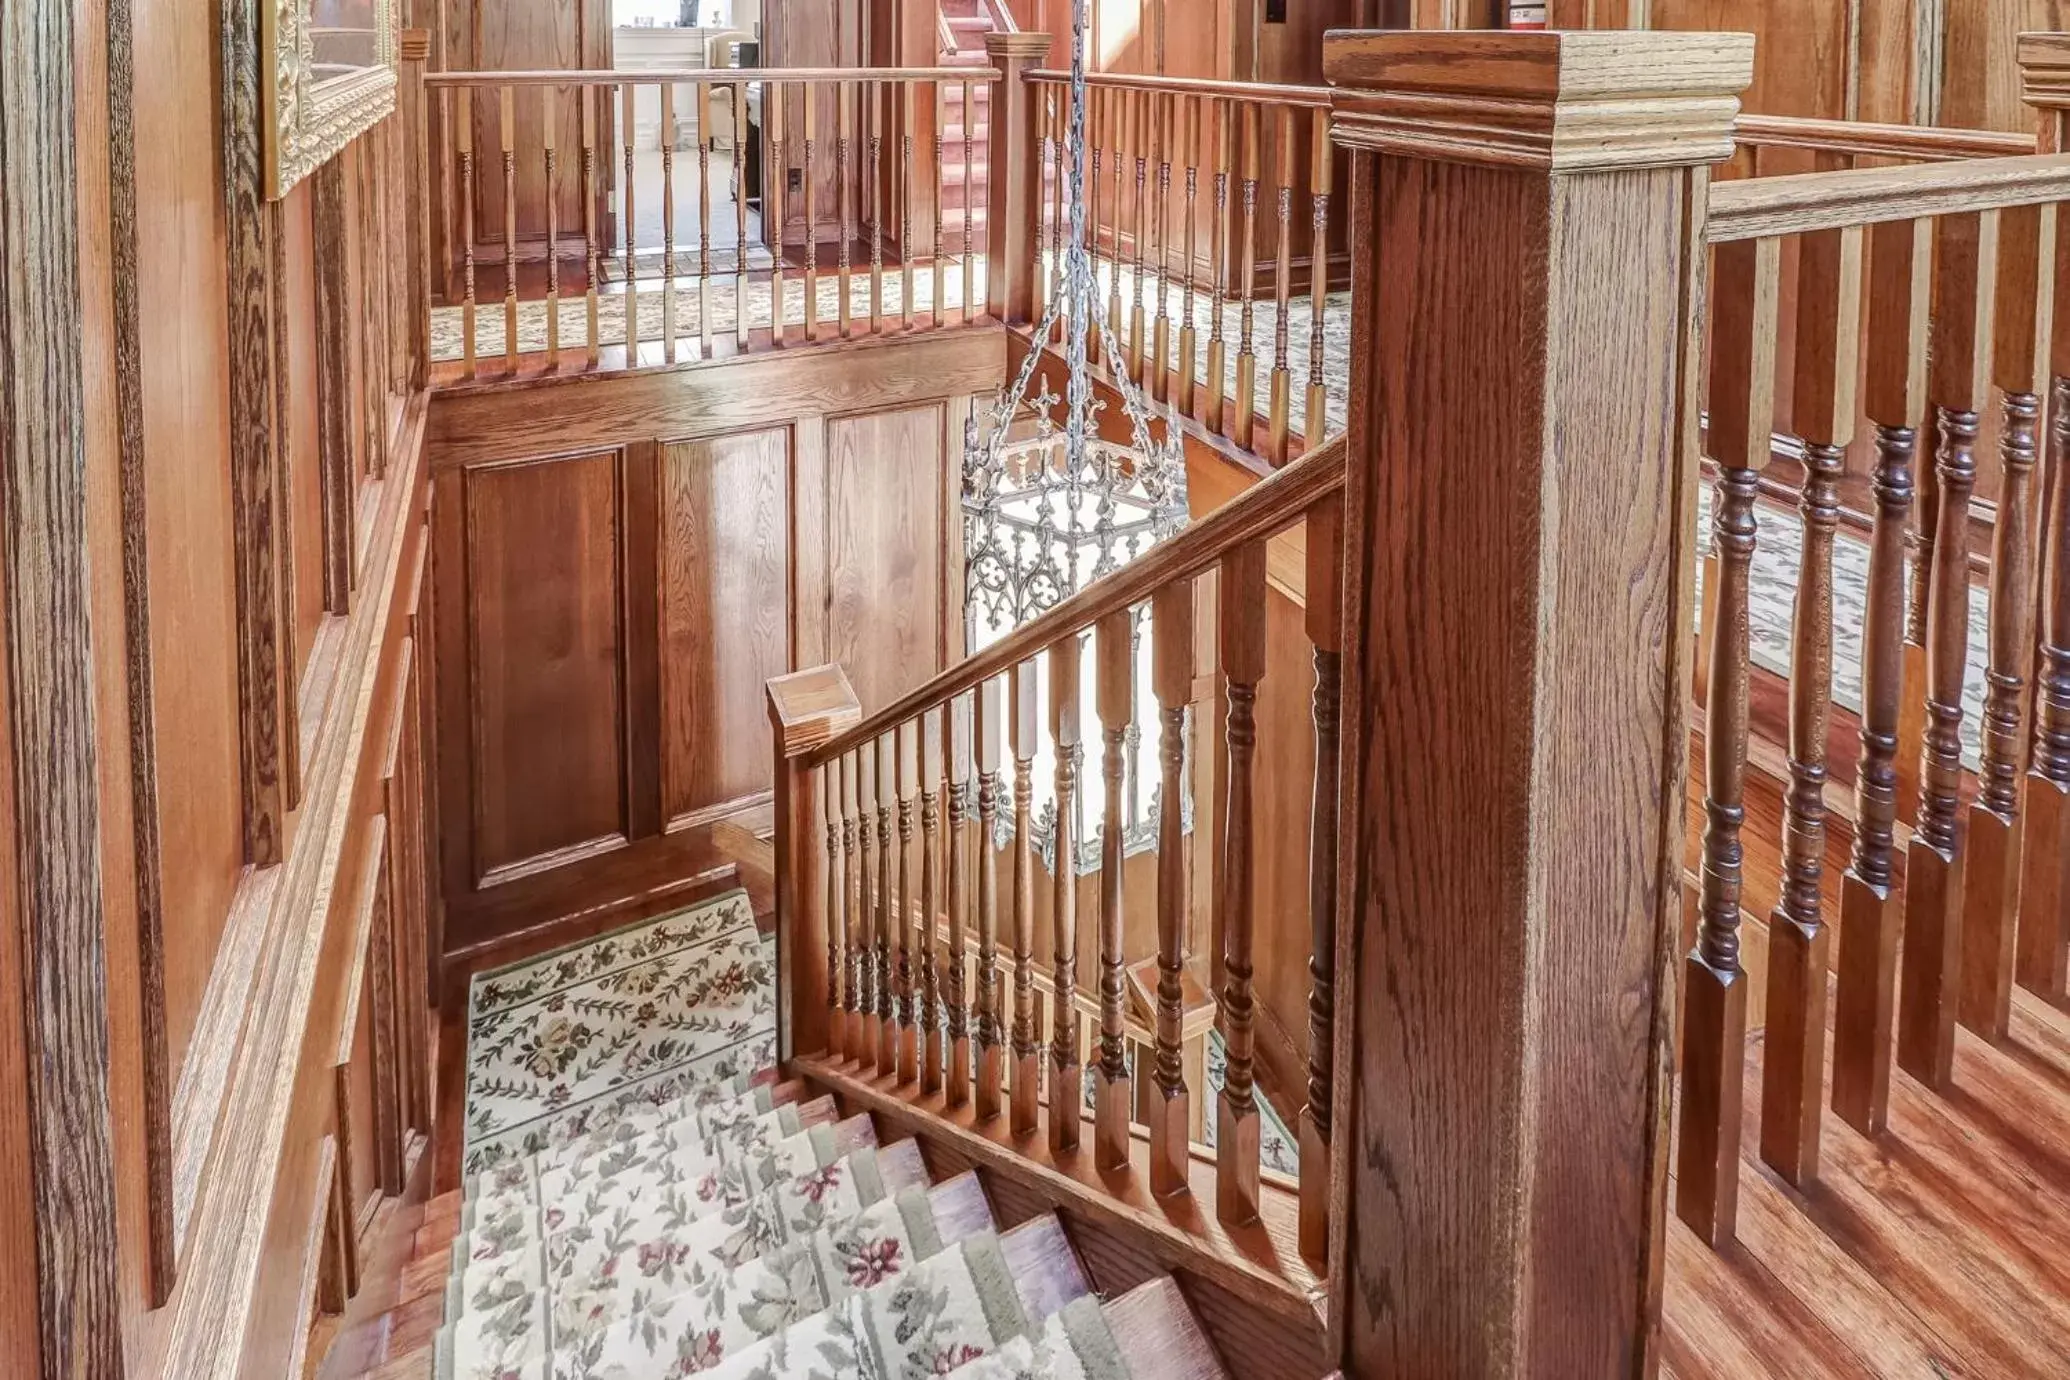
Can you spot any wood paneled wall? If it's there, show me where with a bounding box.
[1,0,441,1366]
[427,331,1002,961]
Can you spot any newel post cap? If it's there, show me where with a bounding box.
[400,27,431,61]
[985,30,1053,63]
[2018,32,2070,108]
[1323,29,1754,173]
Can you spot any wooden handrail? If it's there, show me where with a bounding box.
[808,430,1347,768]
[1707,152,2070,242]
[1025,67,1335,108]
[1734,113,2034,162]
[424,66,998,88]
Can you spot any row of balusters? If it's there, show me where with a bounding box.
[1030,78,1336,466]
[1680,202,2070,1247]
[811,529,1342,1247]
[431,74,991,377]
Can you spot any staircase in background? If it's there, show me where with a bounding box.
[939,0,1000,248]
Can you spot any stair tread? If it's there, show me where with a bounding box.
[1101,1277,1235,1380]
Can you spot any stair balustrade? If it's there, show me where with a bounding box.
[1673,37,2070,1249]
[420,66,1000,376]
[769,432,1347,1266]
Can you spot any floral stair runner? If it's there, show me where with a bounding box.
[448,894,1233,1380]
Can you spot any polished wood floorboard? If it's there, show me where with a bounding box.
[1663,986,2070,1378]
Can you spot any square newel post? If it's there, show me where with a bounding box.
[768,666,863,1062]
[987,32,1053,326]
[1324,30,1752,1377]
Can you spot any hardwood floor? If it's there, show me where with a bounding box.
[1663,986,2070,1378]
[315,1191,457,1380]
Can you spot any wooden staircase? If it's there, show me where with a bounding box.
[939,0,997,245]
[323,1065,1245,1380]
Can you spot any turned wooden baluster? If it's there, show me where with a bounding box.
[932,82,947,328]
[734,81,750,349]
[838,83,854,339]
[868,82,885,334]
[853,738,878,1065]
[826,754,850,1055]
[1130,91,1150,381]
[1151,94,1174,401]
[495,87,517,371]
[1010,661,1042,1136]
[543,90,561,364]
[1178,95,1200,418]
[1109,85,1126,351]
[1050,632,1084,1152]
[2025,376,2070,1001]
[623,82,641,363]
[1094,609,1135,1171]
[582,96,600,365]
[1205,99,1229,433]
[1233,103,1260,452]
[1048,89,1066,308]
[1833,217,1929,1137]
[876,733,898,1076]
[903,81,917,332]
[1305,108,1331,449]
[1088,86,1105,369]
[921,711,946,1093]
[841,748,865,1059]
[1761,223,1860,1188]
[975,677,1006,1119]
[661,83,680,361]
[1679,234,1780,1247]
[805,83,820,341]
[962,79,977,321]
[1218,541,1267,1224]
[1147,582,1193,1198]
[2015,51,2070,1006]
[1900,210,1998,1091]
[946,694,975,1106]
[457,92,477,377]
[1267,106,1294,466]
[1959,203,2053,1043]
[1300,496,1343,1256]
[896,721,919,1083]
[769,86,787,348]
[697,81,715,358]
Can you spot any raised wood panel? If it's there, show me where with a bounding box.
[137,0,247,1099]
[282,184,330,674]
[659,428,792,829]
[463,448,631,886]
[826,404,947,715]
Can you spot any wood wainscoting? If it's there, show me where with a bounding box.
[427,327,1007,967]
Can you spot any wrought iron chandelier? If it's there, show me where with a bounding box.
[961,0,1190,637]
[961,0,1193,874]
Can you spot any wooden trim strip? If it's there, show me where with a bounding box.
[1707,154,2070,244]
[809,432,1348,768]
[105,0,175,1304]
[0,0,126,1362]
[314,160,357,614]
[1734,114,2032,162]
[225,0,287,865]
[1026,68,1336,108]
[425,66,997,88]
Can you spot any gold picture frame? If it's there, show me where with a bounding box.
[262,0,400,197]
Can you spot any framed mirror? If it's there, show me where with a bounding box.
[263,0,400,196]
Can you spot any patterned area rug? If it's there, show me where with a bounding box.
[463,890,776,1176]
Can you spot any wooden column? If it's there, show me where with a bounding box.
[1325,29,1752,1375]
[987,33,1053,326]
[1,0,126,1365]
[768,667,863,1060]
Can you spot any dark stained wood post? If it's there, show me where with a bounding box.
[1,0,127,1364]
[1325,29,1753,1376]
[986,32,1054,326]
[768,666,863,1061]
[2018,35,2070,1006]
